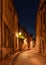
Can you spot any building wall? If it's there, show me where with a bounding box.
[0,0,18,59]
[36,0,46,54]
[18,26,33,51]
[0,0,1,60]
[36,11,42,53]
[14,13,18,52]
[0,0,1,48]
[23,31,28,50]
[18,26,28,50]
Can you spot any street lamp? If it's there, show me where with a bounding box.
[19,32,22,35]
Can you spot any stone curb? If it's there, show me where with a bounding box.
[10,51,27,65]
[10,50,29,65]
[9,52,21,65]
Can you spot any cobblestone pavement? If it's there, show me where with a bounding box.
[12,50,46,65]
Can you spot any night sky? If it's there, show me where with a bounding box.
[14,0,39,38]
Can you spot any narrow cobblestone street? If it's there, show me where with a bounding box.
[0,0,46,65]
[12,50,46,65]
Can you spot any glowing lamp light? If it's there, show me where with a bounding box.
[24,38,27,45]
[16,33,18,37]
[24,38,27,41]
[16,32,22,38]
[24,38,27,42]
[19,32,22,35]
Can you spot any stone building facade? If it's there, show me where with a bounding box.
[36,0,46,55]
[18,25,33,51]
[0,0,18,60]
